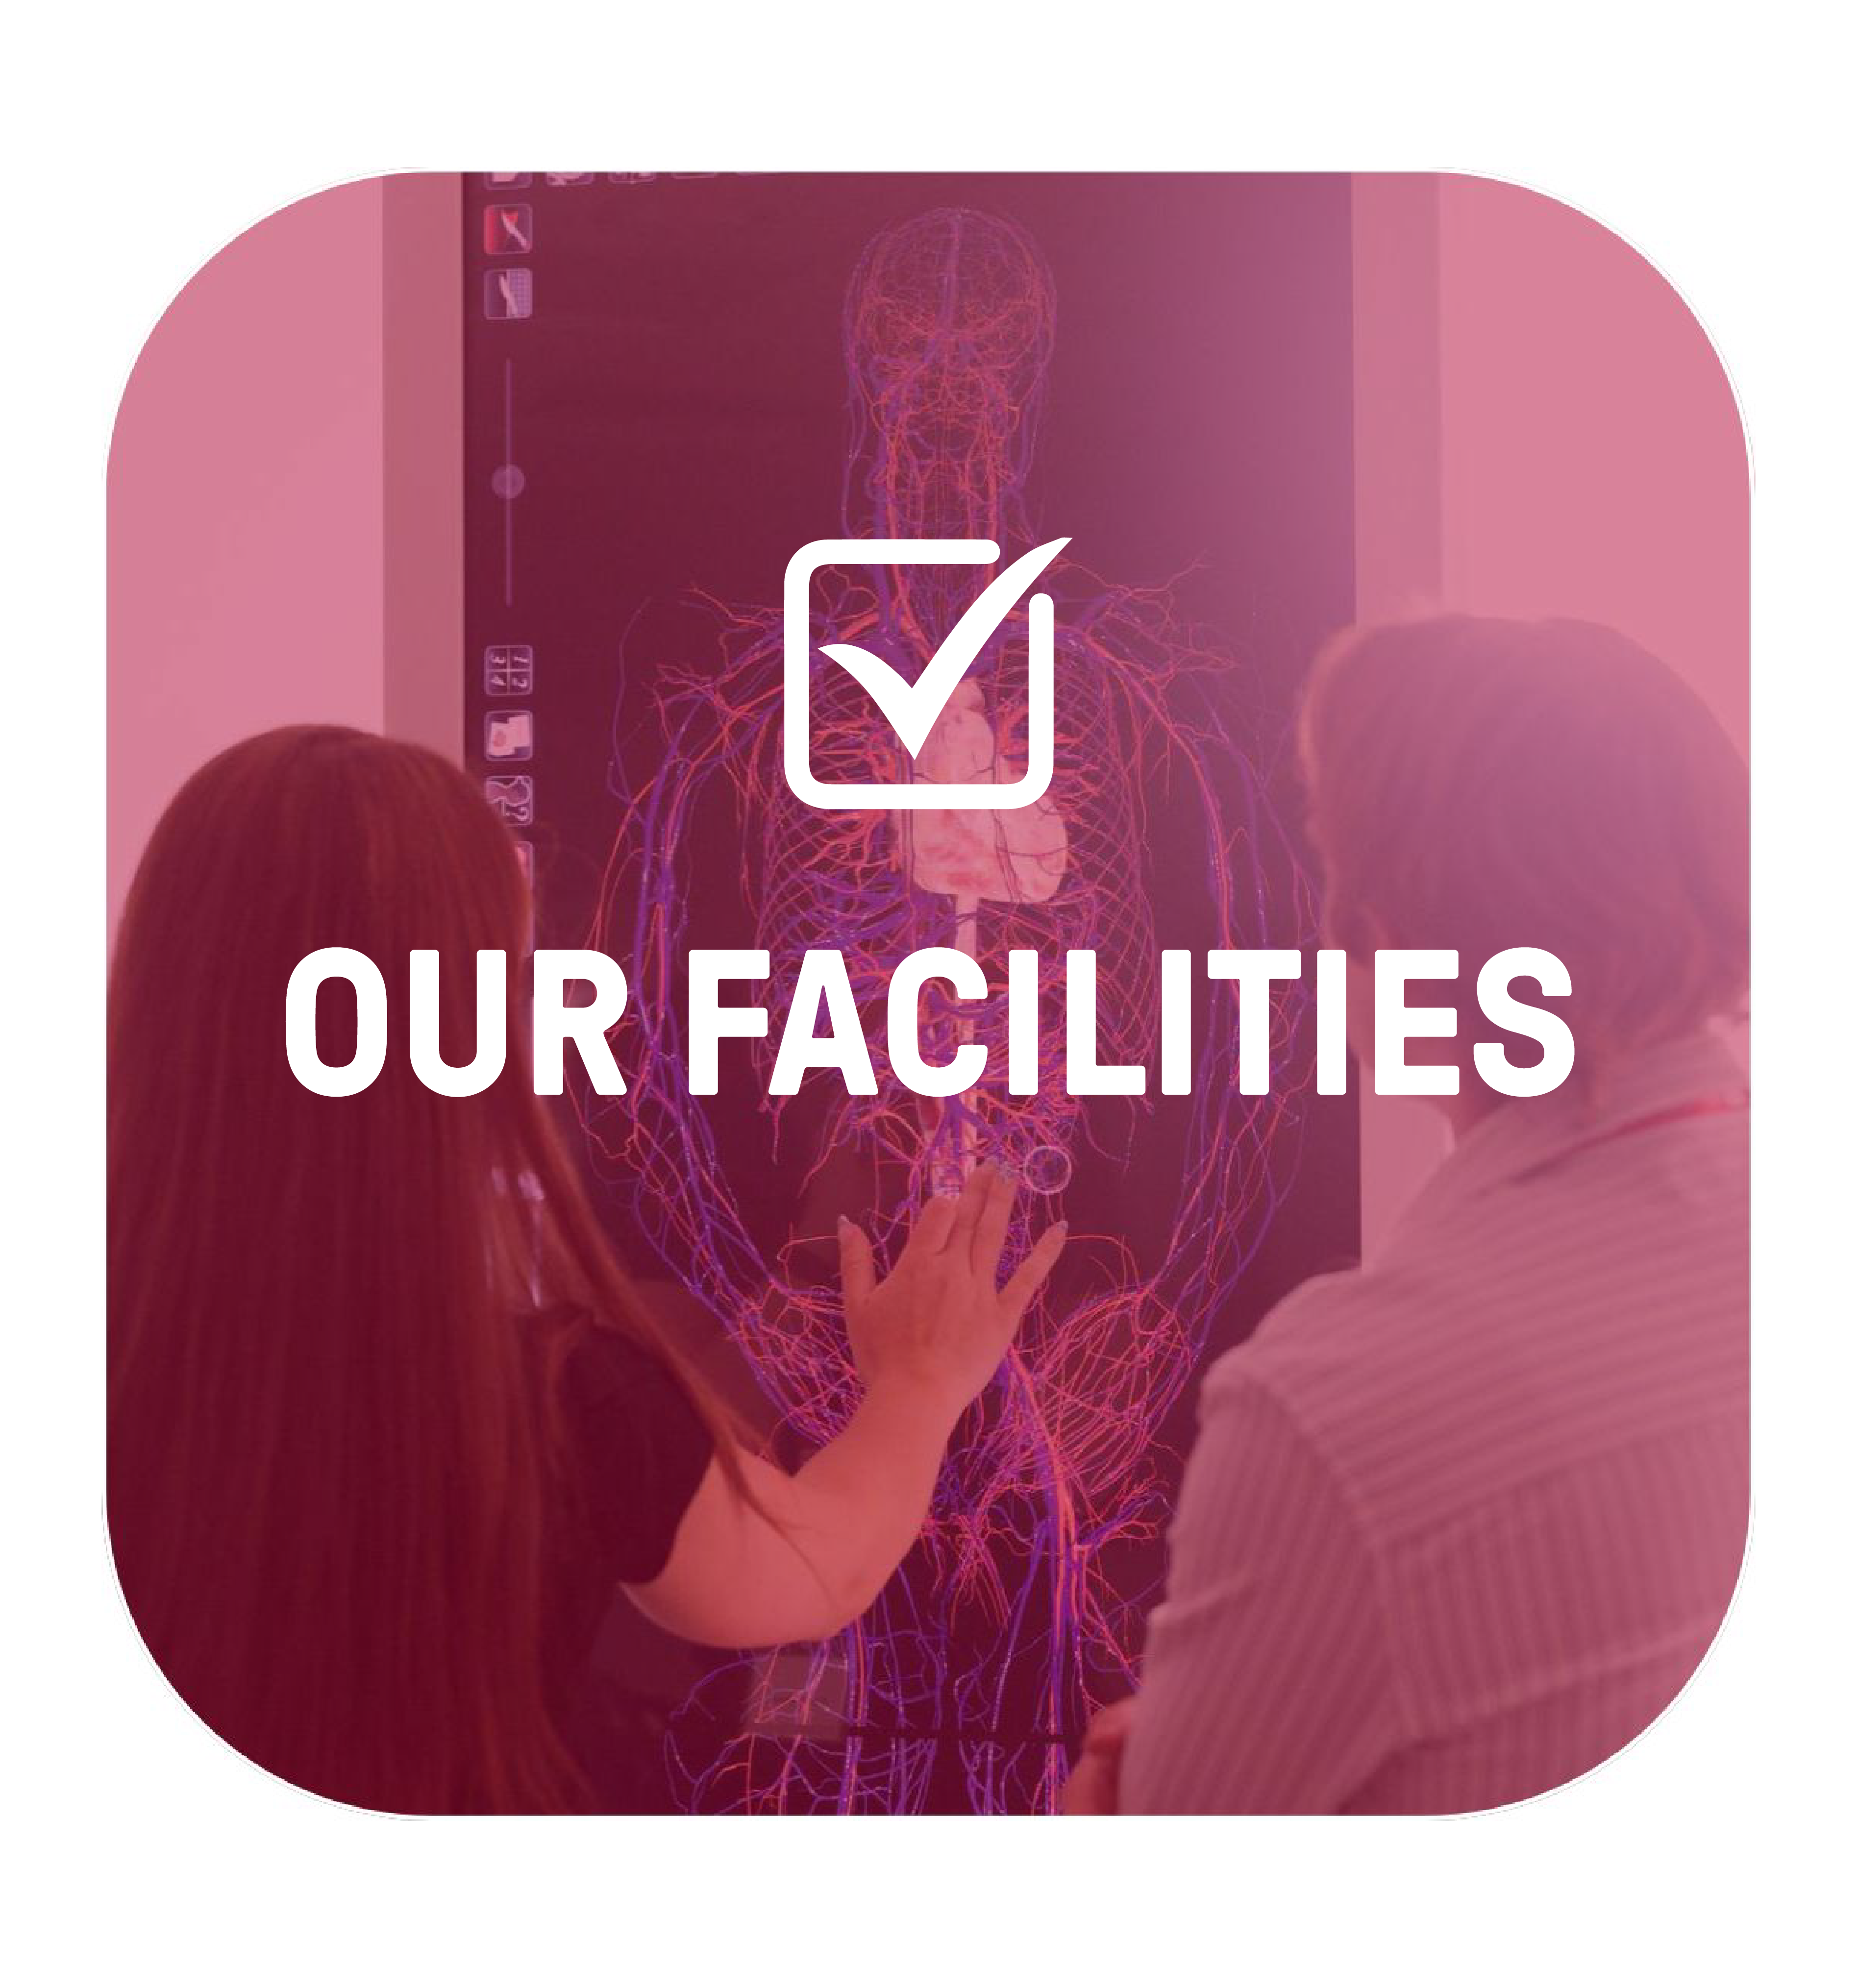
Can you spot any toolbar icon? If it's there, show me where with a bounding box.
[485,711,535,762]
[484,204,533,254]
[484,269,533,320]
[484,644,535,695]
[484,775,534,827]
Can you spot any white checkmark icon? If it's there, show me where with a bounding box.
[816,537,1070,759]
[783,536,1068,810]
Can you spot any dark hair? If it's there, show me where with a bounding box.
[108,726,737,1813]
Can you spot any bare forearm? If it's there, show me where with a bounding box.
[627,1170,1063,1651]
[784,1376,961,1620]
[625,1380,961,1648]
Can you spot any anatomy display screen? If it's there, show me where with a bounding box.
[462,172,1361,1813]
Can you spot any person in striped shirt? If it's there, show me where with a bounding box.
[1065,615,1750,1815]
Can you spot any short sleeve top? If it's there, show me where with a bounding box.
[532,1311,716,1709]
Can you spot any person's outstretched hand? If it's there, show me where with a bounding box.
[838,1164,1066,1423]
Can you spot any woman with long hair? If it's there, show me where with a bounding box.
[108,725,1065,1813]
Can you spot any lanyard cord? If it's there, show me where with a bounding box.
[1511,1092,1749,1184]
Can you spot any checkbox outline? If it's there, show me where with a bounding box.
[782,538,1056,812]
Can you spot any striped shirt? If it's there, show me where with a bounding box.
[1120,1029,1750,1814]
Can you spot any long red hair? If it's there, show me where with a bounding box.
[108,726,725,1813]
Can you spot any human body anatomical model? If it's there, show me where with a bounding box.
[585,208,1316,1811]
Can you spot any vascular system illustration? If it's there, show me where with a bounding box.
[581,208,1321,1813]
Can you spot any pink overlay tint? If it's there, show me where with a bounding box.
[108,172,1750,1223]
[108,180,385,931]
[1352,175,1748,1245]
